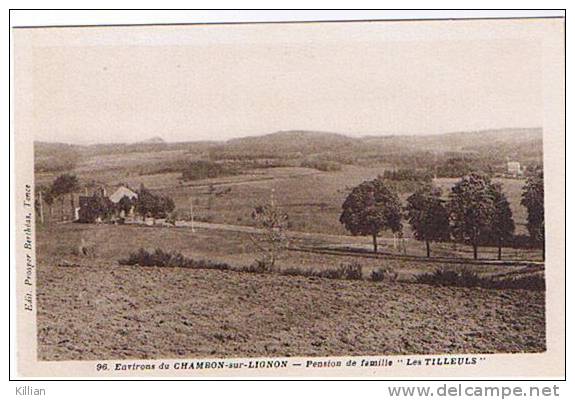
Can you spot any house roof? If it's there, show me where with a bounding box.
[109,186,138,203]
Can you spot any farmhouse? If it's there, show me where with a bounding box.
[109,185,138,204]
[507,161,522,177]
[109,185,138,218]
[78,184,138,222]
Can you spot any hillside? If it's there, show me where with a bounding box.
[211,130,363,159]
[361,127,542,153]
[138,136,165,144]
[35,127,543,173]
[207,127,541,165]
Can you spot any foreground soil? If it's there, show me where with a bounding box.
[37,263,545,361]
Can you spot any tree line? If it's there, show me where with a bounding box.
[340,171,545,260]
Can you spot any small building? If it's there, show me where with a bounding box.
[109,185,138,218]
[507,161,522,176]
[78,184,139,222]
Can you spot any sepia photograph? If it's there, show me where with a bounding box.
[11,12,565,378]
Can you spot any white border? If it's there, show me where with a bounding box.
[5,7,570,400]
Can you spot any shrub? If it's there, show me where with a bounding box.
[118,248,229,270]
[316,268,345,279]
[279,264,363,280]
[78,193,115,223]
[337,262,363,280]
[181,161,238,181]
[286,266,349,280]
[194,215,214,223]
[489,274,545,290]
[300,159,342,172]
[237,261,270,274]
[281,266,316,277]
[370,267,397,282]
[415,267,481,287]
[72,242,96,257]
[119,248,153,266]
[380,169,433,182]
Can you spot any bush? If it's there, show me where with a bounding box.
[72,242,96,257]
[120,249,369,282]
[316,268,345,279]
[78,194,115,223]
[279,264,363,280]
[369,267,398,282]
[300,159,342,172]
[194,215,214,223]
[237,261,271,274]
[181,161,238,181]
[380,169,433,182]
[337,262,363,280]
[118,248,230,270]
[415,267,544,291]
[415,267,482,287]
[488,274,545,290]
[281,266,316,277]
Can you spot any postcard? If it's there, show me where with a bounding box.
[12,16,565,378]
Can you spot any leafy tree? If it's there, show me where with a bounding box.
[153,195,175,219]
[50,174,80,221]
[405,185,450,257]
[340,179,403,253]
[134,185,175,221]
[134,186,156,219]
[487,183,515,260]
[521,170,545,258]
[181,161,237,181]
[250,191,290,271]
[117,195,135,217]
[78,193,114,223]
[448,173,495,260]
[381,169,433,183]
[51,173,80,196]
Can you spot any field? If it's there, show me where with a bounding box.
[36,223,545,361]
[37,149,532,238]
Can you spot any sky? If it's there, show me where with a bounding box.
[24,21,543,144]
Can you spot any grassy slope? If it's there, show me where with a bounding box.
[36,223,538,280]
[36,164,531,240]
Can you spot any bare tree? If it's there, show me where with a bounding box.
[250,190,290,271]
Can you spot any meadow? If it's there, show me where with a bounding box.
[37,147,531,238]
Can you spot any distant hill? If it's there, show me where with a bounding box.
[34,142,83,173]
[35,127,543,172]
[361,128,542,152]
[139,136,165,144]
[216,130,362,159]
[209,127,542,162]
